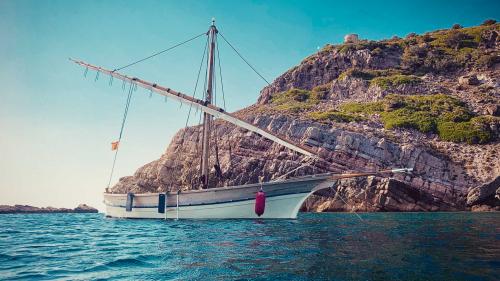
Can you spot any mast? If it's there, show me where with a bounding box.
[201,19,217,189]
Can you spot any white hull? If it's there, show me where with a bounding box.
[105,192,313,219]
[104,174,335,219]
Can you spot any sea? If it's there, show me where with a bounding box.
[0,212,498,281]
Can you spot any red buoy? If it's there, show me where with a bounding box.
[255,189,266,217]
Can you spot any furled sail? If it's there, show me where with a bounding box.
[70,59,316,157]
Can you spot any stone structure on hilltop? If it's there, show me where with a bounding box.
[344,34,359,44]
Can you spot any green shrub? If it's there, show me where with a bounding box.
[336,94,496,144]
[371,47,383,56]
[308,110,365,123]
[370,74,421,89]
[321,44,335,51]
[443,30,475,50]
[381,109,436,132]
[338,40,392,54]
[275,103,314,113]
[439,108,473,122]
[339,68,377,80]
[271,88,319,112]
[401,45,427,72]
[338,44,356,54]
[311,84,331,99]
[455,47,475,65]
[272,89,312,103]
[461,25,492,44]
[382,94,467,114]
[437,120,492,144]
[475,52,500,68]
[340,101,385,114]
[338,68,402,81]
[423,49,460,72]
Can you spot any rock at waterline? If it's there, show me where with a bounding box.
[0,204,99,214]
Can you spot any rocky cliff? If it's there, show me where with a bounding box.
[111,21,500,212]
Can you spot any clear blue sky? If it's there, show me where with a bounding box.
[0,0,497,211]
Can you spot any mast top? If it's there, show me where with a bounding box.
[211,18,215,26]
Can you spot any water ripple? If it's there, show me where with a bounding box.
[0,212,499,280]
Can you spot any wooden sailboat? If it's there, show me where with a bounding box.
[71,21,411,219]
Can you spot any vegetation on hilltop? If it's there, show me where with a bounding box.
[337,68,402,81]
[400,23,500,73]
[270,87,327,112]
[337,68,422,89]
[308,110,364,123]
[370,75,422,89]
[315,21,499,74]
[270,20,499,145]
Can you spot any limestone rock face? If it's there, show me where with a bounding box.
[110,24,500,212]
[110,109,499,211]
[257,47,402,104]
[302,177,459,212]
[326,75,445,105]
[467,176,500,210]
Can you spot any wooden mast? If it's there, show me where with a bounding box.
[201,19,217,189]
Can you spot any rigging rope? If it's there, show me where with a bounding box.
[218,32,271,86]
[112,32,206,72]
[215,36,227,111]
[271,157,317,182]
[213,56,217,108]
[180,35,209,146]
[215,35,233,170]
[336,189,364,221]
[195,108,203,159]
[198,41,210,185]
[212,52,222,179]
[107,81,134,188]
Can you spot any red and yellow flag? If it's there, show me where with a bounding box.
[111,141,119,151]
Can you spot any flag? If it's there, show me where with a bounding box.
[111,141,119,151]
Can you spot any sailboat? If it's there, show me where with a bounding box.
[71,20,411,219]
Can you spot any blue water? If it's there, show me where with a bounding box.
[0,213,499,281]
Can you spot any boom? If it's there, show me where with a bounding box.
[70,58,316,157]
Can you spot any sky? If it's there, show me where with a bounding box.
[0,0,498,211]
